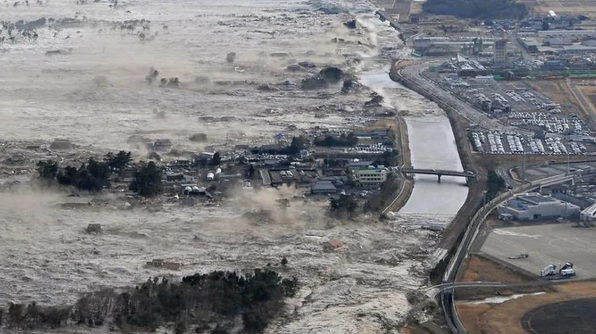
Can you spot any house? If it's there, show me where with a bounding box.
[153,139,173,152]
[311,181,337,194]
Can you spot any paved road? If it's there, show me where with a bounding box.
[399,63,526,133]
[482,223,596,279]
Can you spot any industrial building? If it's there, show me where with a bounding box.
[498,192,580,221]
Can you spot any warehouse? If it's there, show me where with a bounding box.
[498,192,580,221]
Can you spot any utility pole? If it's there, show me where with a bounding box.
[567,152,570,175]
[522,152,526,183]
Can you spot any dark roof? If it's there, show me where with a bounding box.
[311,181,337,192]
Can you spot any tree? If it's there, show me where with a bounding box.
[487,170,505,200]
[106,151,132,173]
[57,166,79,186]
[329,194,359,218]
[129,162,163,197]
[246,164,256,179]
[36,160,58,180]
[8,303,24,329]
[211,152,221,166]
[289,135,309,155]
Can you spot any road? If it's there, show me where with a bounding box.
[399,63,525,133]
[439,173,576,334]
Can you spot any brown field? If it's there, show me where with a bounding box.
[459,255,532,284]
[457,281,596,334]
[579,85,596,114]
[401,326,433,334]
[527,80,580,111]
[531,0,596,16]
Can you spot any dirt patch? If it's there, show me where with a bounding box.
[527,81,583,118]
[459,255,531,284]
[457,303,493,334]
[401,326,434,334]
[457,281,596,334]
[579,85,596,114]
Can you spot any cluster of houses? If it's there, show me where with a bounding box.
[141,129,397,197]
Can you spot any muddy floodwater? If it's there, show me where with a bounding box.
[359,72,468,218]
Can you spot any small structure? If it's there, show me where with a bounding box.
[324,239,342,252]
[86,224,102,234]
[580,202,596,222]
[49,138,73,150]
[146,259,182,271]
[152,139,173,152]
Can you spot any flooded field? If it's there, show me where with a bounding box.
[0,0,448,332]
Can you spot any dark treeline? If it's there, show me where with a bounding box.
[35,151,163,197]
[314,133,358,147]
[423,0,528,19]
[0,269,298,334]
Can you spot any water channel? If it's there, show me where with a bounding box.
[359,72,468,217]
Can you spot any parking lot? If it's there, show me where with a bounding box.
[481,223,596,279]
[470,131,595,155]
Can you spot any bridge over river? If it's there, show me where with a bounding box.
[400,168,477,183]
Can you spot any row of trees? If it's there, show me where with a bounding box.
[35,151,163,197]
[0,269,297,334]
[314,133,358,147]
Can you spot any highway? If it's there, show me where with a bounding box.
[438,172,577,334]
[398,63,525,133]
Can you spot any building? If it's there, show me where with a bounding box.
[518,37,539,53]
[580,202,596,221]
[498,192,580,221]
[469,75,495,86]
[560,45,596,55]
[152,139,173,152]
[493,39,507,63]
[354,167,388,189]
[311,181,337,194]
[537,30,596,38]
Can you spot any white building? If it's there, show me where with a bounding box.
[580,202,596,221]
[354,167,388,189]
[498,192,580,221]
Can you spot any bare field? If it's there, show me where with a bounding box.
[527,81,581,113]
[532,0,596,15]
[579,85,596,115]
[459,255,532,284]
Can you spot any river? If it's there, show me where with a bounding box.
[359,72,468,220]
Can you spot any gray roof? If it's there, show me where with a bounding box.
[311,181,337,192]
